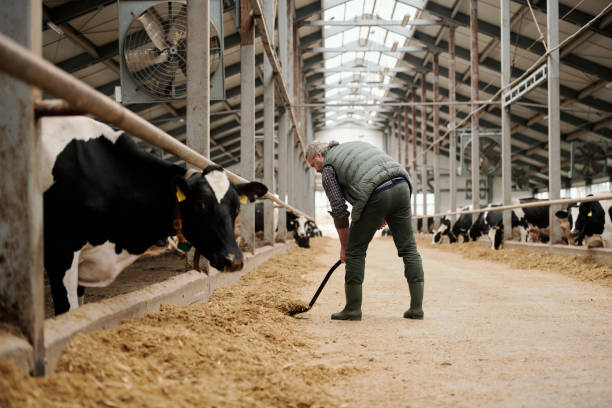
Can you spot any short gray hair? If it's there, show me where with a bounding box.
[305,140,339,159]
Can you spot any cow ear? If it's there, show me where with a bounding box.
[555,210,568,219]
[235,182,268,203]
[174,177,190,201]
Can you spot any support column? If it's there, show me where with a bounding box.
[433,54,441,222]
[397,112,402,164]
[0,0,44,376]
[421,73,428,218]
[277,0,288,241]
[263,0,275,245]
[286,0,295,211]
[404,107,409,171]
[411,90,418,214]
[547,0,561,244]
[186,0,210,158]
[448,26,457,222]
[470,0,480,210]
[240,0,255,252]
[501,0,513,240]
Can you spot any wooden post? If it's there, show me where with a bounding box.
[0,0,45,376]
[433,53,441,224]
[240,0,256,252]
[421,73,428,218]
[470,0,480,210]
[263,0,275,245]
[277,0,288,241]
[547,0,561,244]
[448,26,457,222]
[501,1,513,239]
[186,0,210,159]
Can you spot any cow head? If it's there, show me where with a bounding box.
[555,203,581,245]
[468,213,486,241]
[433,217,454,244]
[176,166,267,272]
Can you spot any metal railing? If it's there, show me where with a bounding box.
[0,32,313,222]
[412,193,612,219]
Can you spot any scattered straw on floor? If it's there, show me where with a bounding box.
[414,236,612,286]
[0,238,358,408]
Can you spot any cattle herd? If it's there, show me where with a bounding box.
[429,194,612,250]
[36,115,610,317]
[41,116,323,316]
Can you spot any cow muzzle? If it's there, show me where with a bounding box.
[223,253,244,272]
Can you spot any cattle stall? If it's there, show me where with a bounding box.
[0,1,315,375]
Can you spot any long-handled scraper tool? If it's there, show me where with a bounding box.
[289,260,343,316]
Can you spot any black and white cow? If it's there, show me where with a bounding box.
[555,193,612,248]
[468,205,522,250]
[512,200,550,243]
[432,216,455,244]
[287,212,310,248]
[42,117,267,314]
[305,220,323,238]
[432,207,473,244]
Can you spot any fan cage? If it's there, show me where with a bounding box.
[122,1,221,100]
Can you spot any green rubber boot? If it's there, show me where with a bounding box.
[403,282,424,319]
[331,284,362,321]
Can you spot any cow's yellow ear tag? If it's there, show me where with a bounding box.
[176,186,186,202]
[240,195,248,204]
[587,210,593,217]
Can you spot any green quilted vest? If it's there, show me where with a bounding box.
[323,141,412,222]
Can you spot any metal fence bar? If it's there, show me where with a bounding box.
[412,194,612,219]
[0,32,313,222]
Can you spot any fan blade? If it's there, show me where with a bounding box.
[125,46,168,70]
[137,11,168,51]
[144,57,179,97]
[167,5,187,46]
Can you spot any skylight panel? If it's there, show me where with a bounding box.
[326,55,342,68]
[363,0,375,15]
[368,26,386,44]
[326,73,341,84]
[393,3,415,20]
[324,3,345,21]
[380,54,398,68]
[345,0,363,20]
[343,51,357,65]
[373,0,394,20]
[364,51,380,64]
[325,33,343,48]
[343,27,360,43]
[385,32,406,47]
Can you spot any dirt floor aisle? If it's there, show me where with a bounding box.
[295,237,612,408]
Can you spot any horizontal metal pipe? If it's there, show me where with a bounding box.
[412,194,612,219]
[0,32,313,221]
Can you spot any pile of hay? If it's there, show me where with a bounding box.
[416,237,612,286]
[1,239,355,407]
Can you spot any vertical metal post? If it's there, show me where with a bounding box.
[186,0,210,158]
[421,73,428,218]
[277,0,288,241]
[0,0,44,376]
[470,0,480,210]
[286,0,295,211]
[501,0,513,240]
[448,26,457,222]
[547,0,561,244]
[263,0,275,245]
[433,54,441,224]
[397,112,402,164]
[411,90,417,214]
[404,107,409,171]
[240,0,255,252]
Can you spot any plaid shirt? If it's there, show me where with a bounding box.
[322,165,350,229]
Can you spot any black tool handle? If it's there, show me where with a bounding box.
[308,260,342,308]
